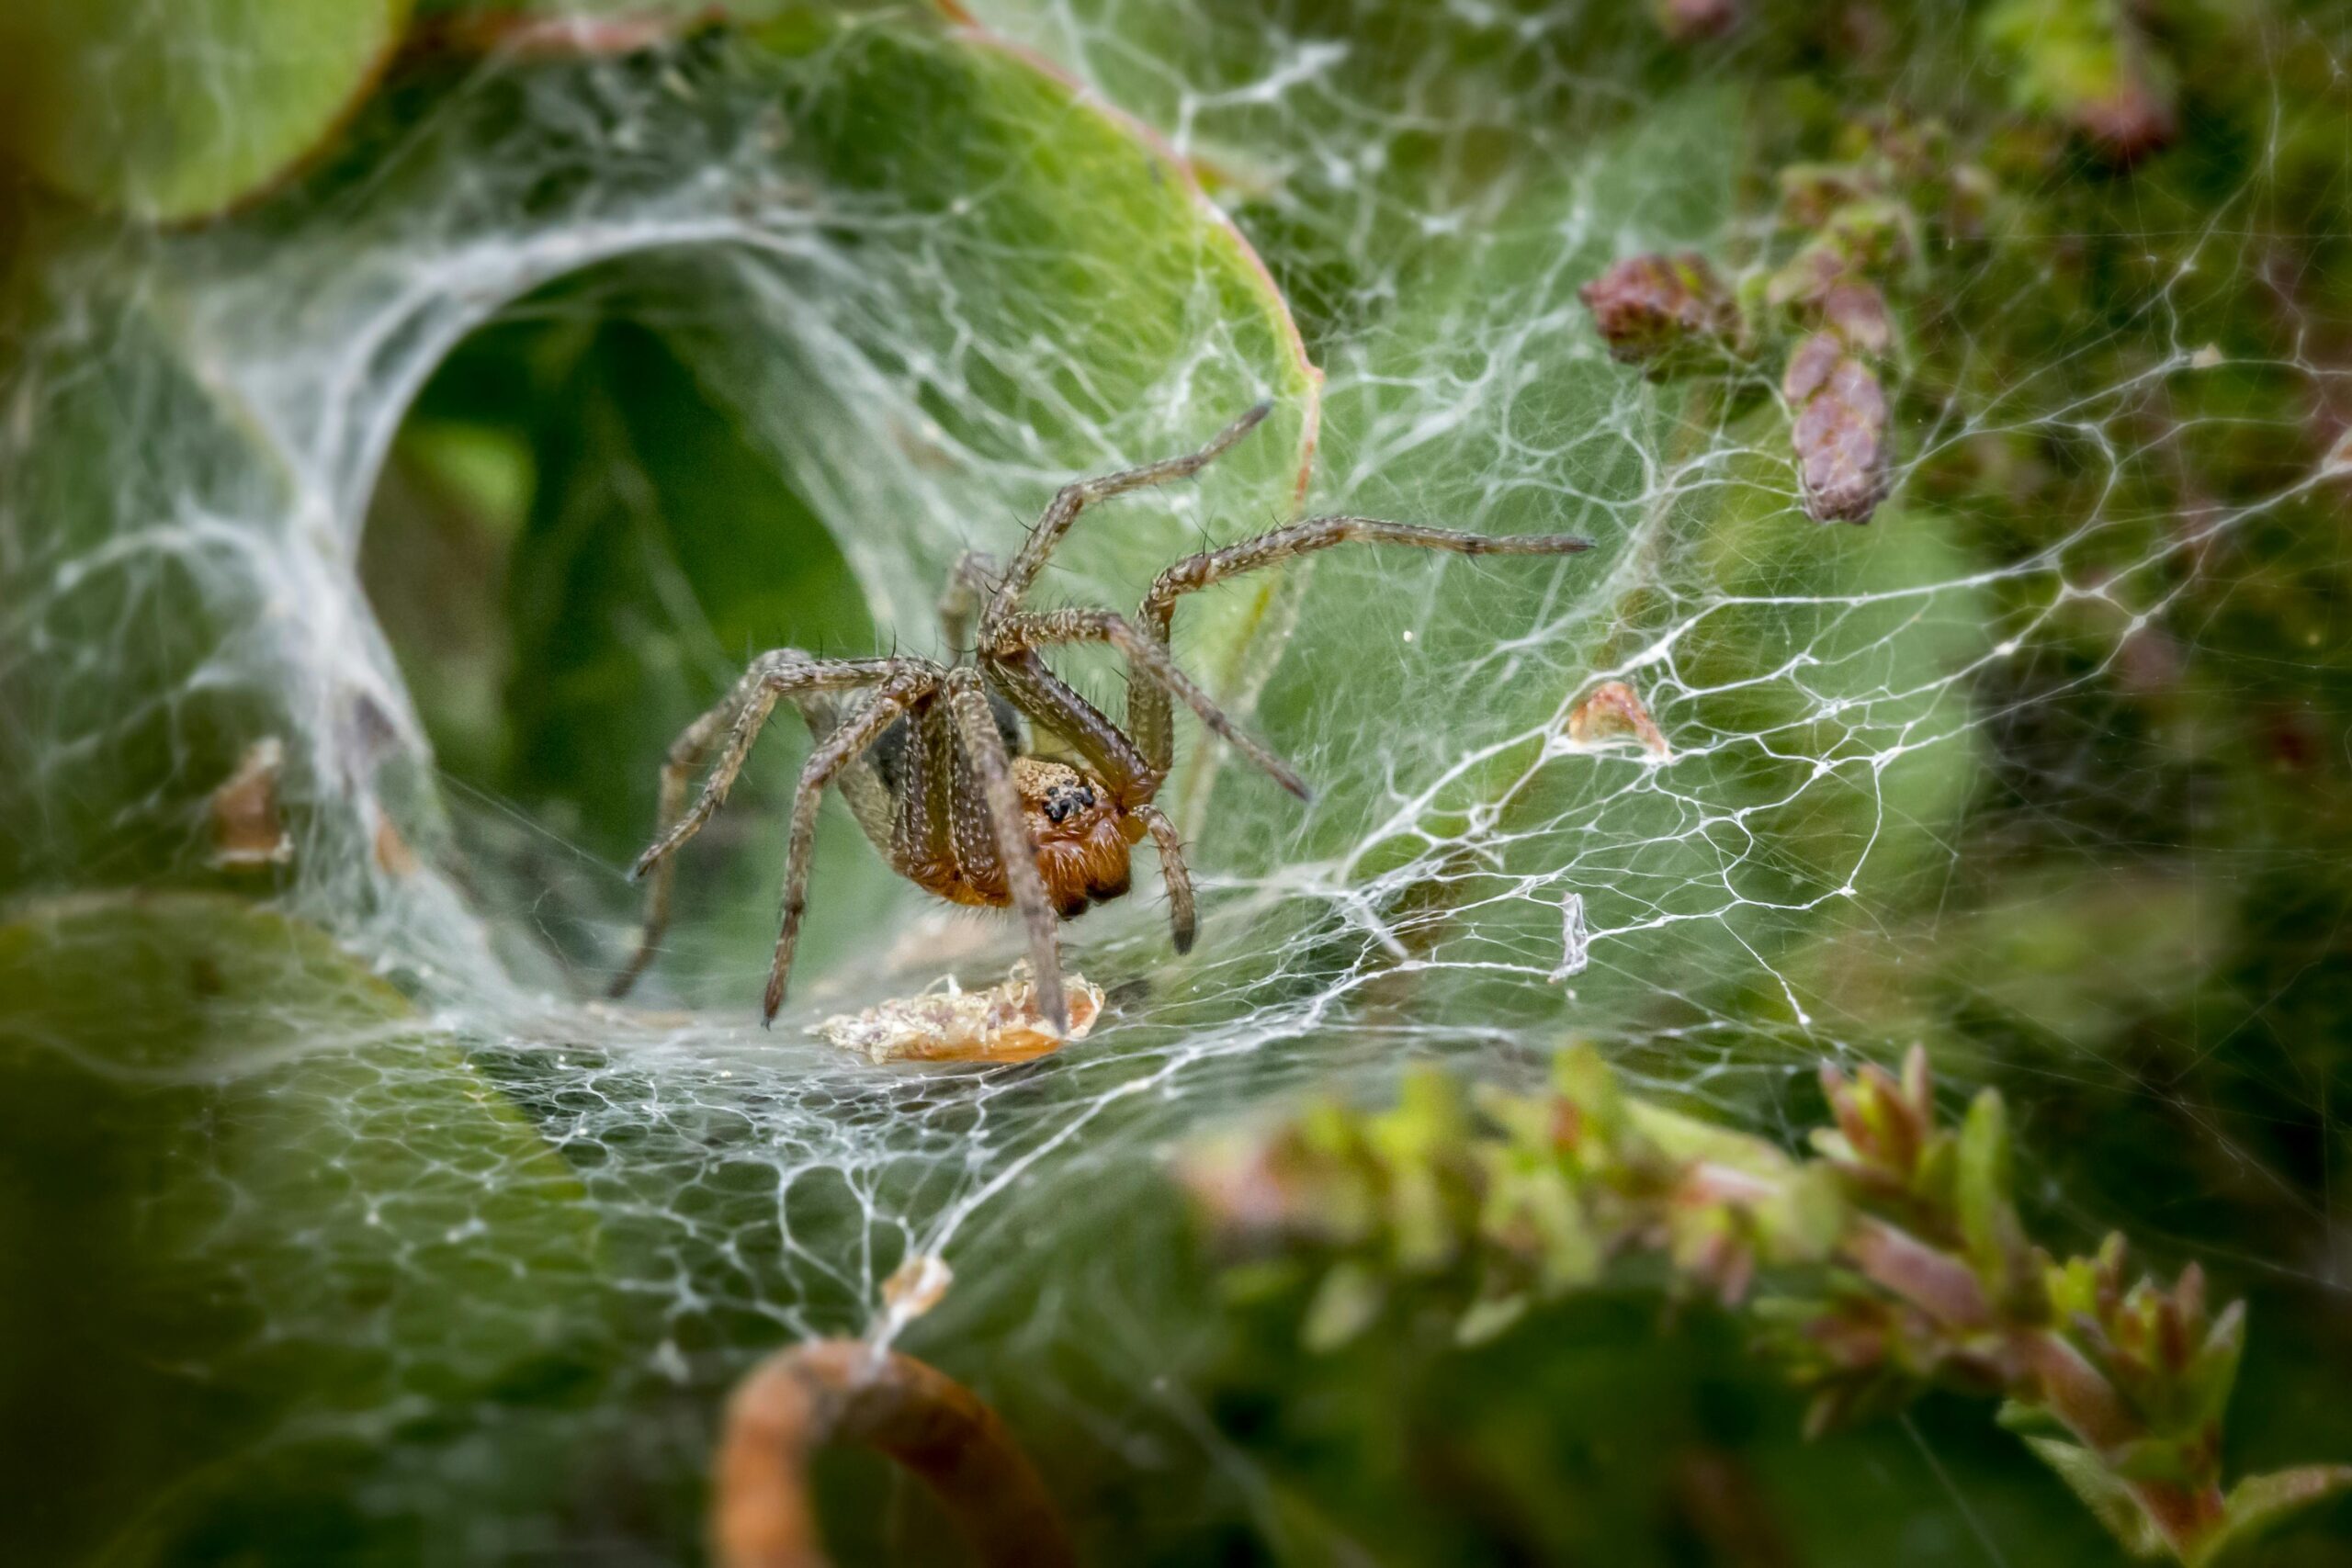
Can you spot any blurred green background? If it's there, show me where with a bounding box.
[4,1,2351,1563]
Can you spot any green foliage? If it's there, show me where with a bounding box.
[5,0,2352,1562]
[2,4,1314,947]
[1979,0,2176,159]
[0,894,610,1563]
[1183,1044,2346,1563]
[0,0,412,221]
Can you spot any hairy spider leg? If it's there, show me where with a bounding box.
[942,671,1071,1034]
[612,651,931,1001]
[980,649,1152,796]
[761,668,939,1025]
[977,401,1272,642]
[936,548,1001,659]
[982,608,1310,801]
[616,412,1594,1025]
[1125,517,1595,784]
[1128,803,1194,953]
[976,647,1193,955]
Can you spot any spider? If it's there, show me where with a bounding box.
[609,403,1590,1032]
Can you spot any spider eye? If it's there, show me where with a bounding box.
[1044,784,1096,824]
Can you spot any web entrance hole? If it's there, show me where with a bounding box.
[361,278,911,1010]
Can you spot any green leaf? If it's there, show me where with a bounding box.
[1241,80,1988,1032]
[1374,1068,1474,1271]
[1551,1045,1631,1148]
[1302,1261,1387,1352]
[7,8,1317,953]
[2106,1437,2199,1487]
[0,893,607,1564]
[1478,1148,1601,1293]
[1979,0,2170,131]
[1996,1397,2067,1438]
[0,299,311,895]
[0,0,412,222]
[2020,1437,2169,1561]
[396,12,1324,989]
[1628,1099,1791,1179]
[1454,1292,1530,1348]
[1757,1162,1848,1265]
[1955,1089,2026,1294]
[2184,1301,2245,1432]
[1792,875,2235,1077]
[2193,1465,2352,1567]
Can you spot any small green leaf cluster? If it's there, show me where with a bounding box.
[1980,0,2177,164]
[1183,1047,2351,1564]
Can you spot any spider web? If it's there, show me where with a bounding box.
[4,1,2350,1561]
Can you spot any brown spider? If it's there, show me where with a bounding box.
[609,403,1590,1032]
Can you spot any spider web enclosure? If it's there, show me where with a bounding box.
[4,1,2351,1564]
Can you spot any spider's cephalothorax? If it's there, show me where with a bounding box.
[1008,759,1142,919]
[611,403,1591,1033]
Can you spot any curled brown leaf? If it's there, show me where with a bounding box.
[714,1340,1074,1568]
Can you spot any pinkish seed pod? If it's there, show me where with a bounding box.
[1784,332,1892,525]
[1782,331,1843,402]
[1820,281,1893,355]
[1577,252,1741,375]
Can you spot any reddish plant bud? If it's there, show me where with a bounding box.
[1784,332,1893,525]
[1778,163,1879,231]
[1764,241,1849,311]
[1652,0,1742,43]
[1578,252,1742,375]
[2075,67,2177,165]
